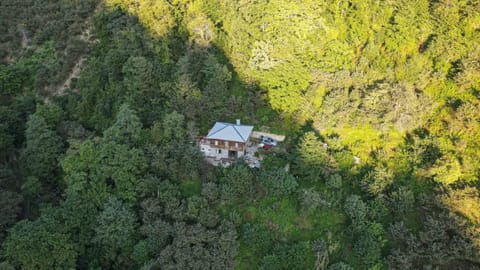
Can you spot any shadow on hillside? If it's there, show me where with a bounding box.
[53,1,480,269]
[53,0,296,137]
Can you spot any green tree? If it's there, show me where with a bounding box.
[360,166,394,198]
[259,241,313,270]
[161,111,186,142]
[103,103,143,147]
[344,195,368,225]
[0,190,22,240]
[35,103,64,129]
[148,221,238,269]
[220,164,254,200]
[94,197,138,269]
[57,193,99,268]
[22,113,63,180]
[0,107,21,156]
[258,169,298,196]
[3,219,77,270]
[294,132,337,182]
[139,197,175,255]
[328,262,354,270]
[0,262,15,270]
[62,140,147,205]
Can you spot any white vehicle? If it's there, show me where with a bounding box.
[260,135,277,146]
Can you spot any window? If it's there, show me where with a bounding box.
[218,149,222,154]
[225,141,229,146]
[215,140,218,146]
[235,143,239,147]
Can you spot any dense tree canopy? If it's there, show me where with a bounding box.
[0,0,479,269]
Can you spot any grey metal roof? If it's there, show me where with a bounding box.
[206,122,253,143]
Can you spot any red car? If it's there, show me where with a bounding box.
[263,144,272,150]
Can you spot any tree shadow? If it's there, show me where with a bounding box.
[2,1,479,269]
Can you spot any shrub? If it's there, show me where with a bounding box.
[388,186,414,215]
[259,169,298,196]
[344,195,368,225]
[299,188,331,210]
[326,174,343,190]
[259,242,312,270]
[201,182,219,203]
[241,223,273,252]
[220,164,254,200]
[328,262,354,270]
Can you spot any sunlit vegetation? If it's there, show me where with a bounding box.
[0,0,479,269]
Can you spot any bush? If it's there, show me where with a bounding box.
[220,164,254,200]
[388,186,414,215]
[201,182,219,203]
[0,262,15,270]
[326,174,343,190]
[328,262,354,270]
[353,222,386,268]
[259,242,312,270]
[241,223,273,252]
[344,195,368,225]
[299,188,331,210]
[259,169,298,196]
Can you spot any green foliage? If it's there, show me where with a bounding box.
[352,222,386,268]
[201,182,219,203]
[259,241,313,270]
[344,195,368,225]
[146,221,238,269]
[294,132,337,182]
[35,104,64,129]
[344,195,387,268]
[1,0,480,269]
[22,113,63,180]
[146,139,203,182]
[0,191,22,239]
[0,105,24,155]
[220,164,254,200]
[326,174,343,190]
[240,223,273,253]
[3,219,77,270]
[104,103,143,146]
[62,140,147,205]
[388,187,415,215]
[360,166,394,198]
[131,240,149,266]
[299,188,331,210]
[328,262,354,270]
[139,198,174,256]
[161,111,186,142]
[0,262,14,270]
[258,169,298,196]
[94,197,138,268]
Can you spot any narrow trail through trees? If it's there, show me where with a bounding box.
[47,4,101,102]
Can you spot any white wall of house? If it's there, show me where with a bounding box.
[200,144,228,159]
[200,143,245,160]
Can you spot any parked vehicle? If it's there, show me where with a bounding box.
[260,135,277,146]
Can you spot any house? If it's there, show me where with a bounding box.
[199,120,253,161]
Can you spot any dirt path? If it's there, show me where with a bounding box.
[58,56,87,92]
[47,4,101,101]
[19,28,30,49]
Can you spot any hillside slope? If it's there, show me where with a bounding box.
[0,1,479,269]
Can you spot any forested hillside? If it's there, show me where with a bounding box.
[0,0,479,269]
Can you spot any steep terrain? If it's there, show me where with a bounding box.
[0,1,479,269]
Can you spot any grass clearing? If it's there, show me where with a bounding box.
[226,194,347,269]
